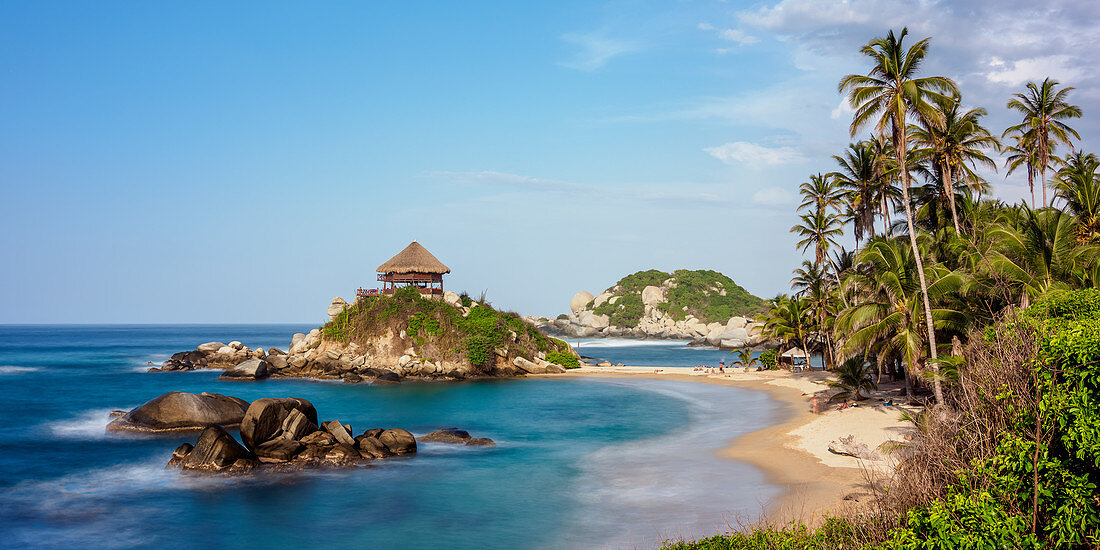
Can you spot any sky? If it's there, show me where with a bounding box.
[2,0,1099,323]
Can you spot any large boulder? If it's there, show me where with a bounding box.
[327,297,348,320]
[726,316,748,330]
[421,428,496,447]
[591,292,613,308]
[577,311,610,329]
[513,356,566,374]
[178,425,255,471]
[570,291,594,315]
[443,290,461,307]
[218,358,270,380]
[106,391,249,433]
[378,428,417,455]
[254,439,303,462]
[322,420,356,447]
[239,397,318,451]
[641,285,665,308]
[197,341,226,352]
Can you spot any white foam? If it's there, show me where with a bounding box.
[47,408,117,439]
[570,338,692,349]
[568,379,782,548]
[0,365,40,375]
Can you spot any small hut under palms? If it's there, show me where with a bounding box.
[780,346,810,371]
[370,241,451,297]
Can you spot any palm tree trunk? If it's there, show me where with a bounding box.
[1040,167,1048,208]
[881,198,891,236]
[944,161,960,234]
[894,122,944,406]
[1028,172,1036,210]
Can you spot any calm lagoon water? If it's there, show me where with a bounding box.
[0,326,783,549]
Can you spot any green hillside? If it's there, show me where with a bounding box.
[589,269,766,327]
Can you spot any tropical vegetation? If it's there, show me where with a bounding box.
[670,26,1100,549]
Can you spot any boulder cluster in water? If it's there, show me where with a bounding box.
[106,391,493,473]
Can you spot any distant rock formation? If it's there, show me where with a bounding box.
[530,269,777,349]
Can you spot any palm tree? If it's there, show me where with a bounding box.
[731,348,758,368]
[980,205,1097,307]
[909,96,999,234]
[1004,133,1040,209]
[831,141,879,244]
[869,134,900,236]
[828,356,878,402]
[762,294,813,357]
[792,260,836,369]
[1054,151,1100,244]
[838,27,958,405]
[838,238,966,401]
[1004,78,1083,207]
[792,209,844,267]
[798,173,845,214]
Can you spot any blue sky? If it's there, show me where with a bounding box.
[2,1,1098,323]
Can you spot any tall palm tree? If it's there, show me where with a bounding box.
[1004,78,1083,207]
[1054,151,1100,244]
[791,208,844,267]
[792,260,836,369]
[909,96,999,234]
[1004,133,1040,209]
[869,134,900,236]
[838,27,958,405]
[763,294,813,357]
[838,238,965,400]
[831,141,879,244]
[797,173,845,213]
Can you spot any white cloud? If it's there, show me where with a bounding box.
[715,48,730,55]
[752,187,794,205]
[719,28,759,45]
[558,33,639,71]
[704,141,808,168]
[830,97,854,120]
[984,55,1086,86]
[697,22,715,30]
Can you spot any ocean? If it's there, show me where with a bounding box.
[0,326,783,549]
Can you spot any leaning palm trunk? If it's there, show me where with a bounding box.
[943,161,960,234]
[894,122,944,405]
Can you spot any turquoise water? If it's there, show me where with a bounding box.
[0,326,783,549]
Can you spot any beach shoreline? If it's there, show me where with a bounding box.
[544,366,906,529]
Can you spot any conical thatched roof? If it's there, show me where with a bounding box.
[377,241,451,274]
[780,346,808,358]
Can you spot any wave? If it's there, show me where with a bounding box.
[568,379,782,548]
[570,338,693,349]
[46,408,117,439]
[0,365,41,375]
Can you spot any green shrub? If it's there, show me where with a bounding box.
[758,349,778,369]
[545,351,580,369]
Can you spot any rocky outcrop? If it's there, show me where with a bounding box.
[164,396,465,474]
[421,428,496,447]
[106,391,250,433]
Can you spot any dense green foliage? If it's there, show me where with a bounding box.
[323,286,572,369]
[589,269,766,327]
[545,351,580,369]
[675,26,1100,550]
[757,348,778,369]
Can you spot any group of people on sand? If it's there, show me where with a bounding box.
[692,362,727,374]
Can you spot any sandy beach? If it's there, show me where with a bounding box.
[548,365,916,526]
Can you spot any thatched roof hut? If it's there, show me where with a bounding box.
[376,241,451,274]
[371,241,450,297]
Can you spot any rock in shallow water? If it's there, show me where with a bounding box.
[219,358,270,381]
[239,397,318,450]
[421,428,496,447]
[179,425,256,471]
[107,391,249,433]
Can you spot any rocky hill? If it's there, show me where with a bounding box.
[153,287,580,382]
[530,269,772,348]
